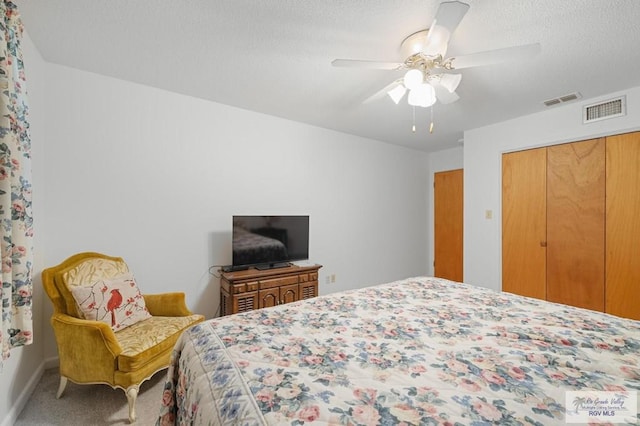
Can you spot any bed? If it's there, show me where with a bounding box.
[156,277,640,425]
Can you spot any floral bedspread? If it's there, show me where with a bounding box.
[157,277,640,425]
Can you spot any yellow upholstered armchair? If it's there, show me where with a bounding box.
[42,252,205,423]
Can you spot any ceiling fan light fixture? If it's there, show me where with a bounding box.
[387,85,407,104]
[408,83,436,107]
[439,73,462,93]
[403,69,423,90]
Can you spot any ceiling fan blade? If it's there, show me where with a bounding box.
[424,1,470,56]
[331,59,404,70]
[362,79,403,104]
[432,82,460,104]
[450,43,541,69]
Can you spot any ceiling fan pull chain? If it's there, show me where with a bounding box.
[412,106,416,132]
[411,106,416,133]
[429,105,434,134]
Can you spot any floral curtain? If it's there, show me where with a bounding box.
[0,0,33,366]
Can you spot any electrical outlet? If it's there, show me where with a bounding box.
[331,274,336,283]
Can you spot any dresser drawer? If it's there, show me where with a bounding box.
[228,281,259,294]
[259,275,299,289]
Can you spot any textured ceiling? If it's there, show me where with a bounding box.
[18,0,640,152]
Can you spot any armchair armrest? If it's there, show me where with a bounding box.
[143,292,194,316]
[50,313,123,383]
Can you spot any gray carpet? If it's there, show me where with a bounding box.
[15,368,167,425]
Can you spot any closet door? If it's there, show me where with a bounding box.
[502,148,547,299]
[434,169,463,281]
[546,139,605,311]
[606,132,640,320]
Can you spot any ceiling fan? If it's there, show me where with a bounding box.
[332,1,540,128]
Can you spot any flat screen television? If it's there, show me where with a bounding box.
[230,215,309,270]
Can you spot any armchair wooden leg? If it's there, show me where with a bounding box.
[56,376,68,399]
[125,385,139,423]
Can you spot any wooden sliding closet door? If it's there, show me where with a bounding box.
[546,139,605,311]
[502,148,547,299]
[606,133,640,320]
[434,169,463,281]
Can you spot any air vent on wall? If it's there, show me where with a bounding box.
[583,96,626,123]
[543,92,582,107]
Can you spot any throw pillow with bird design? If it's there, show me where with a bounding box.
[70,273,152,331]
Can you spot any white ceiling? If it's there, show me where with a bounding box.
[18,0,640,152]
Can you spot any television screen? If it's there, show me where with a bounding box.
[232,215,309,270]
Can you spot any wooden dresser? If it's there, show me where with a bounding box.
[220,264,322,316]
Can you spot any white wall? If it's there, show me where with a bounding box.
[41,64,431,360]
[426,146,463,276]
[0,30,47,426]
[464,87,640,291]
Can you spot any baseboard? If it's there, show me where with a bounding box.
[44,355,59,370]
[0,359,48,426]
